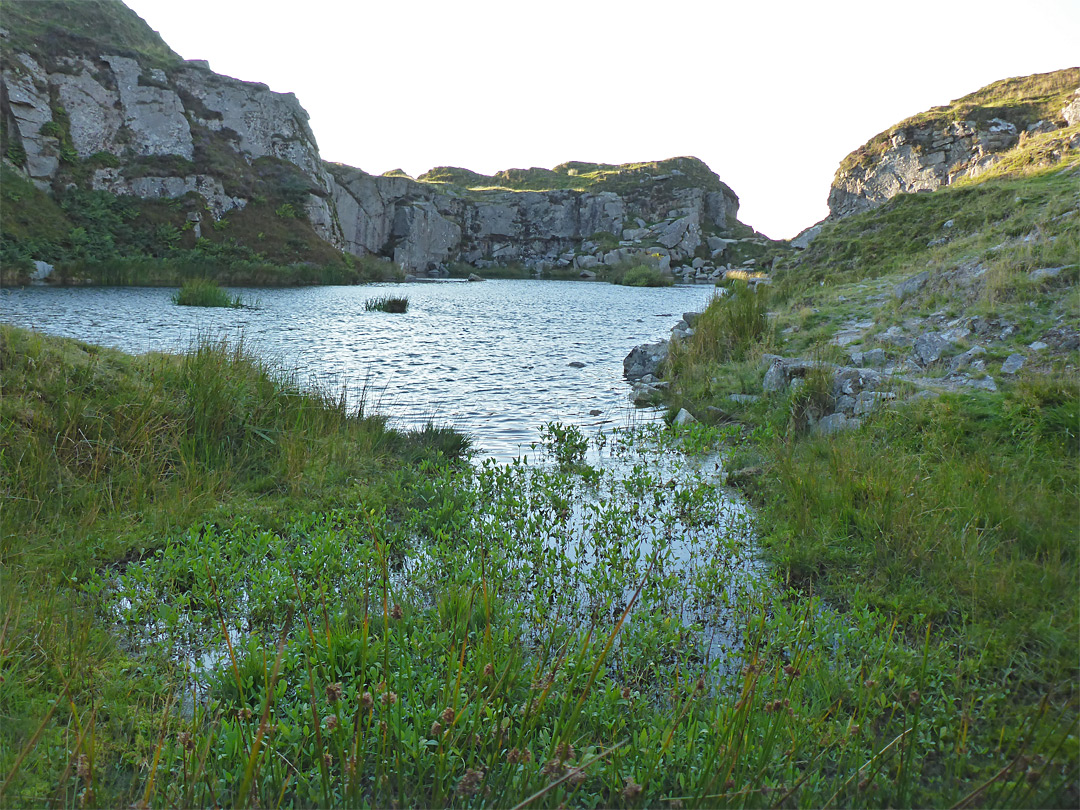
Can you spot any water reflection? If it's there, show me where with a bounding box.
[2,280,716,459]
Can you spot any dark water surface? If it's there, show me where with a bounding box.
[2,280,717,460]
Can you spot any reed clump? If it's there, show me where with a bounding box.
[365,295,409,313]
[171,278,243,308]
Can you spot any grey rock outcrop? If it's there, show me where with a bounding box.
[828,71,1079,219]
[327,160,741,273]
[1,12,747,274]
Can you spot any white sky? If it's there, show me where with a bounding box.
[121,0,1079,240]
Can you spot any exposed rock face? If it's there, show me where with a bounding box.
[2,49,343,247]
[829,117,1023,218]
[327,160,741,272]
[1,12,745,273]
[828,70,1080,219]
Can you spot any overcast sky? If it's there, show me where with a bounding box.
[122,0,1079,239]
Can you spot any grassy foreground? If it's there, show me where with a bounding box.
[1,317,1077,807]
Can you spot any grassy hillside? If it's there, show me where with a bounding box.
[839,68,1079,175]
[658,154,1079,807]
[0,0,180,68]
[419,156,737,198]
[0,165,396,285]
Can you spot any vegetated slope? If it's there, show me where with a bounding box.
[658,110,1079,810]
[0,0,181,66]
[0,0,382,283]
[828,67,1079,218]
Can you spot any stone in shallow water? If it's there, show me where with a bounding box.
[568,361,586,368]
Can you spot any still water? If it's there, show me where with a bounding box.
[1,280,717,459]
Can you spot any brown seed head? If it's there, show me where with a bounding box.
[863,678,877,689]
[360,691,374,710]
[323,751,333,769]
[390,603,403,620]
[380,691,398,707]
[622,686,632,700]
[506,747,521,764]
[430,721,442,737]
[909,690,921,706]
[326,682,343,703]
[569,767,587,786]
[623,778,643,801]
[483,663,495,677]
[441,706,456,725]
[456,768,485,797]
[239,707,253,721]
[324,715,339,732]
[555,741,575,762]
[541,758,566,779]
[76,753,90,779]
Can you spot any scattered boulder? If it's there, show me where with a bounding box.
[673,408,697,426]
[894,271,930,300]
[813,413,862,436]
[853,391,896,416]
[1028,266,1065,282]
[467,273,485,282]
[1001,354,1025,374]
[568,361,586,368]
[913,332,949,366]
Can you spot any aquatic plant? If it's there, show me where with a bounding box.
[365,295,409,313]
[171,277,242,308]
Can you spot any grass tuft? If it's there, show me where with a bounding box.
[364,295,409,313]
[171,278,243,308]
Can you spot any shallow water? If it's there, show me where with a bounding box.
[1,280,716,459]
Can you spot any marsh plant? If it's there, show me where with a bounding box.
[2,327,1076,809]
[172,278,243,308]
[364,295,409,313]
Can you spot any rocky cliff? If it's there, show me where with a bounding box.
[827,69,1080,219]
[1,1,756,279]
[329,158,745,275]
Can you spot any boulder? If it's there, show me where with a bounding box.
[1001,354,1025,374]
[913,332,949,366]
[813,413,863,436]
[673,408,697,426]
[623,341,669,381]
[894,271,930,300]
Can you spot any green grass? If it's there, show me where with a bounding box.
[1,327,1077,807]
[653,159,1080,810]
[172,278,243,308]
[775,166,1080,295]
[0,0,181,68]
[838,68,1080,175]
[610,265,673,287]
[364,295,409,313]
[417,156,737,204]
